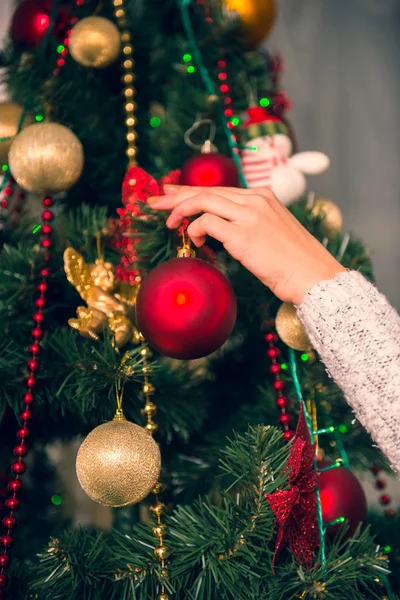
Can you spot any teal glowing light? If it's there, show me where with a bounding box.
[51,494,62,506]
[183,53,192,62]
[260,97,270,107]
[150,117,161,128]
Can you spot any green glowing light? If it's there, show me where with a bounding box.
[384,545,392,553]
[57,45,65,54]
[231,117,240,126]
[301,353,309,362]
[187,65,195,74]
[251,146,258,151]
[328,426,335,433]
[338,424,348,434]
[281,363,288,370]
[2,164,8,172]
[35,114,44,122]
[337,516,345,524]
[51,494,62,506]
[183,53,192,62]
[260,97,270,107]
[150,117,161,128]
[32,224,42,234]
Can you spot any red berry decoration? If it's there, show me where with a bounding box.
[136,257,237,360]
[179,152,239,187]
[11,0,69,48]
[318,462,367,539]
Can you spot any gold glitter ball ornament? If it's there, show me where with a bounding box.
[76,417,161,507]
[9,122,84,193]
[157,594,171,600]
[311,198,343,239]
[222,0,276,49]
[69,16,121,69]
[275,302,312,352]
[0,102,32,166]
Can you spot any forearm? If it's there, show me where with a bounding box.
[298,271,400,471]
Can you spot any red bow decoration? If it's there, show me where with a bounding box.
[266,404,319,571]
[108,167,180,284]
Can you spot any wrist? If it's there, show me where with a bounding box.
[292,260,346,306]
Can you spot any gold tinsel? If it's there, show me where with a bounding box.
[275,302,312,352]
[8,122,84,193]
[76,414,161,507]
[69,16,121,69]
[311,198,343,239]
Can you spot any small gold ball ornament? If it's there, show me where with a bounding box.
[69,16,121,69]
[154,545,169,561]
[311,198,343,239]
[275,303,312,352]
[9,122,84,193]
[76,413,161,507]
[0,102,32,166]
[222,0,276,49]
[157,594,170,600]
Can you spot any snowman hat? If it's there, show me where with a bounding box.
[240,106,288,144]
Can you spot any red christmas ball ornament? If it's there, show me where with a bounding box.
[10,0,69,48]
[136,256,237,359]
[179,149,239,188]
[318,462,367,539]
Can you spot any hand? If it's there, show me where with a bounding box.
[148,185,345,305]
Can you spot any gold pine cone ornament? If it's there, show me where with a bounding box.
[275,302,312,352]
[76,412,161,507]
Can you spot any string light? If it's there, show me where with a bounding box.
[51,494,63,506]
[150,117,161,128]
[260,97,270,107]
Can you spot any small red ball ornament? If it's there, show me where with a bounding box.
[318,462,367,539]
[136,256,237,360]
[11,0,69,48]
[179,152,239,188]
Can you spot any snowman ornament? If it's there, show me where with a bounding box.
[239,108,330,205]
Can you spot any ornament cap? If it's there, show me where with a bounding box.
[201,140,217,154]
[113,408,127,421]
[177,247,196,258]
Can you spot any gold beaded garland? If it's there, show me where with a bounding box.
[275,302,312,352]
[112,0,138,165]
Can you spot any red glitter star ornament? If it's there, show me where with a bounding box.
[266,403,319,570]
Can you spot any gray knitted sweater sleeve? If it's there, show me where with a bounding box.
[297,270,400,472]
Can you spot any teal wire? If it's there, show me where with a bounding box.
[288,348,326,567]
[177,0,248,188]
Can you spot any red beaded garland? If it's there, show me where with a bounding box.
[0,195,54,592]
[370,465,394,515]
[265,326,294,441]
[380,494,390,505]
[216,56,238,147]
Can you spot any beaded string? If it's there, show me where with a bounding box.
[137,336,171,600]
[112,0,138,167]
[0,196,54,595]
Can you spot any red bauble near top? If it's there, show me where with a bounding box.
[318,461,367,539]
[136,256,237,360]
[179,149,239,188]
[11,0,69,48]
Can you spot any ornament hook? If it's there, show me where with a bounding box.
[184,116,217,153]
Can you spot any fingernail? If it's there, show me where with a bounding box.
[148,196,162,204]
[163,184,180,192]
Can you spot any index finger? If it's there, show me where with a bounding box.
[148,185,253,210]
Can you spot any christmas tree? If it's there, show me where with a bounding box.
[0,0,398,598]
